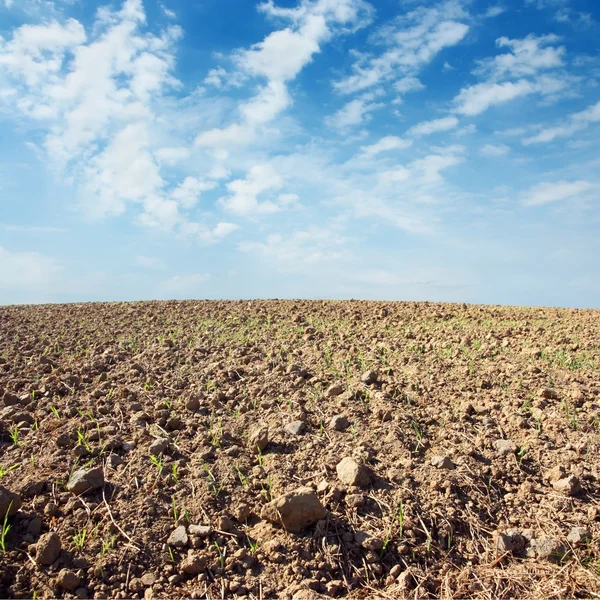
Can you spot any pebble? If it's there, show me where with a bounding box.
[285,420,306,436]
[336,457,372,488]
[149,438,169,456]
[430,455,455,470]
[56,569,81,591]
[248,427,269,453]
[326,383,344,398]
[552,474,581,496]
[180,554,206,575]
[66,467,104,495]
[188,524,212,538]
[329,415,349,431]
[0,485,22,517]
[493,439,517,456]
[567,526,590,546]
[361,370,378,385]
[167,525,189,547]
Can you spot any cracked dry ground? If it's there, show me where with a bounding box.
[1,300,599,599]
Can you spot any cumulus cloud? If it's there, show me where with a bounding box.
[359,135,412,157]
[480,143,510,156]
[407,116,459,136]
[325,92,383,130]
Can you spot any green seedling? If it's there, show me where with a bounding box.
[171,463,179,484]
[214,541,225,569]
[0,464,20,479]
[150,455,164,474]
[73,528,87,552]
[49,405,60,419]
[8,426,20,446]
[1,502,12,552]
[100,535,116,557]
[201,463,224,497]
[234,463,249,486]
[246,536,259,553]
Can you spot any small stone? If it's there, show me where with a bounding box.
[141,573,157,586]
[129,578,145,593]
[180,554,206,575]
[544,465,566,483]
[495,533,518,554]
[106,454,123,469]
[149,438,169,456]
[326,383,344,398]
[336,457,371,488]
[493,439,517,456]
[56,569,81,591]
[361,370,378,385]
[329,415,349,431]
[74,587,88,599]
[188,524,211,538]
[567,526,590,546]
[354,531,384,551]
[530,536,565,561]
[325,580,343,596]
[168,525,188,547]
[540,387,559,399]
[2,392,20,406]
[36,532,62,565]
[122,441,136,451]
[552,474,581,496]
[261,487,327,533]
[430,455,455,470]
[0,485,22,517]
[345,494,364,508]
[316,480,329,493]
[185,397,200,411]
[11,411,34,424]
[285,420,306,436]
[248,427,269,453]
[389,565,402,578]
[216,516,235,532]
[66,467,104,495]
[234,504,251,522]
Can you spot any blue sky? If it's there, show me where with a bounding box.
[0,0,599,307]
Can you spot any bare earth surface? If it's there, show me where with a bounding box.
[0,300,599,599]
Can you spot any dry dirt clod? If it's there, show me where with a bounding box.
[544,465,566,483]
[248,426,269,453]
[354,531,384,551]
[430,454,455,470]
[336,457,371,488]
[552,474,581,496]
[0,485,22,517]
[329,414,349,431]
[360,370,378,385]
[326,383,344,398]
[188,524,211,538]
[540,387,559,399]
[167,525,189,547]
[56,569,81,591]
[36,532,62,565]
[567,526,590,546]
[2,392,20,406]
[261,487,327,532]
[149,437,169,456]
[180,554,206,575]
[285,420,306,435]
[66,466,104,495]
[530,536,565,561]
[493,439,517,456]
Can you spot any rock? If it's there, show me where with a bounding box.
[234,504,251,522]
[326,383,344,398]
[530,536,565,561]
[430,455,455,470]
[128,578,145,593]
[261,487,327,533]
[540,388,559,400]
[180,554,206,575]
[336,457,371,488]
[11,411,34,424]
[2,392,20,406]
[552,474,581,496]
[329,415,349,431]
[567,526,590,546]
[122,441,136,451]
[354,531,384,551]
[106,454,123,469]
[66,467,104,495]
[56,569,81,591]
[189,524,212,538]
[544,465,566,483]
[75,587,88,599]
[149,438,169,456]
[0,485,22,517]
[168,525,188,547]
[495,530,527,554]
[185,397,200,411]
[36,532,62,565]
[248,427,269,453]
[493,439,517,456]
[285,420,306,436]
[216,516,236,532]
[361,370,378,385]
[345,494,364,508]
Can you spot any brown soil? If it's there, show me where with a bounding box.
[0,300,599,599]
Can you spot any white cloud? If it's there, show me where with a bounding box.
[393,76,425,95]
[407,115,458,136]
[0,247,62,290]
[360,135,412,157]
[334,2,469,95]
[0,0,231,244]
[219,163,287,216]
[480,143,510,156]
[453,33,571,116]
[522,100,600,144]
[522,180,596,206]
[325,93,383,129]
[239,226,346,265]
